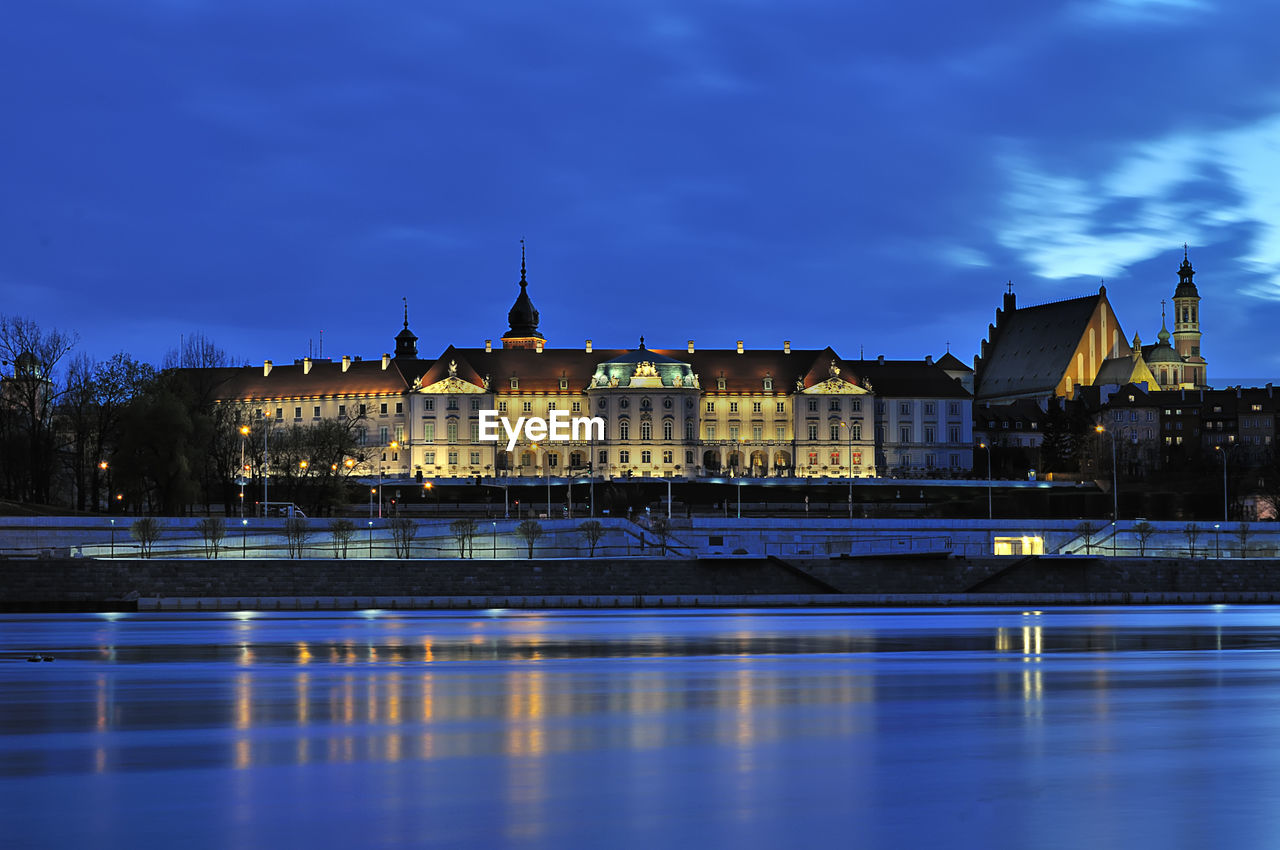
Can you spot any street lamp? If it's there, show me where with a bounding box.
[1214,522,1221,558]
[109,518,115,558]
[368,520,374,558]
[1095,425,1118,525]
[241,518,248,558]
[1214,445,1229,522]
[238,425,250,517]
[261,411,273,517]
[98,461,109,512]
[978,442,992,520]
[841,421,856,521]
[492,521,497,558]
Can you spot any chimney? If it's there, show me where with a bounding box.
[263,360,273,377]
[585,339,592,353]
[688,340,695,353]
[303,357,312,375]
[736,340,744,354]
[341,355,351,372]
[535,340,544,353]
[381,353,390,370]
[877,355,885,365]
[925,355,933,366]
[783,340,791,354]
[485,339,492,353]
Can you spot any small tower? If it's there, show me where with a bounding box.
[502,241,546,350]
[1171,245,1206,387]
[394,297,418,359]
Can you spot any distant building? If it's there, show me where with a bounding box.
[202,252,972,481]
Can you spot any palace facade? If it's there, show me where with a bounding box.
[206,255,973,481]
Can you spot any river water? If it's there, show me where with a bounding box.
[4,606,1280,849]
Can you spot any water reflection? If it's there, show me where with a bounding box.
[7,608,1280,847]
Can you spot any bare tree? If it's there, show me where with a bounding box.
[1133,521,1156,557]
[283,517,311,558]
[130,517,162,558]
[516,519,543,558]
[1236,522,1252,558]
[651,515,672,556]
[329,519,356,558]
[163,331,232,370]
[389,517,418,558]
[0,315,78,503]
[1184,523,1201,559]
[577,520,604,556]
[1075,520,1099,555]
[450,518,477,558]
[196,517,226,558]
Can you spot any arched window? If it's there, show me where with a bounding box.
[663,420,673,440]
[641,421,652,440]
[619,420,630,440]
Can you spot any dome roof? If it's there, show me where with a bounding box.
[599,337,687,367]
[590,338,696,389]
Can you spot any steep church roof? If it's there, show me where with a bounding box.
[975,292,1106,401]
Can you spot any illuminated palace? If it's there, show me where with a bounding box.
[209,252,973,481]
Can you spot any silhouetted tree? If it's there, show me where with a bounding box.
[577,520,604,556]
[516,520,543,558]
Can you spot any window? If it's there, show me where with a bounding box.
[448,451,458,465]
[808,399,819,412]
[470,451,480,465]
[559,378,568,391]
[599,450,608,464]
[949,426,960,443]
[294,407,302,419]
[830,399,841,411]
[641,421,652,440]
[276,407,284,419]
[831,451,841,466]
[925,426,936,443]
[924,403,935,415]
[717,377,726,391]
[467,399,478,411]
[685,422,694,440]
[521,452,535,467]
[395,424,405,443]
[380,402,388,415]
[523,401,532,413]
[776,426,785,441]
[851,452,862,466]
[547,454,559,468]
[663,450,673,464]
[663,398,672,409]
[359,404,366,416]
[729,425,739,440]
[706,425,716,440]
[925,453,936,468]
[619,420,630,440]
[620,399,630,409]
[730,401,738,414]
[753,402,762,413]
[1252,404,1263,412]
[447,397,458,411]
[424,422,435,441]
[950,454,960,468]
[380,425,389,444]
[851,399,861,412]
[686,451,694,464]
[830,424,841,441]
[900,426,911,443]
[312,405,320,418]
[394,401,403,414]
[763,378,773,391]
[752,425,762,441]
[548,402,556,411]
[807,424,818,440]
[469,423,479,442]
[447,422,458,443]
[663,420,673,440]
[572,401,581,413]
[808,452,818,467]
[357,427,367,446]
[424,399,434,411]
[900,402,912,415]
[497,401,507,413]
[339,404,347,417]
[424,451,435,464]
[641,450,652,464]
[510,377,519,389]
[949,402,960,416]
[776,402,786,413]
[706,401,716,413]
[620,450,631,464]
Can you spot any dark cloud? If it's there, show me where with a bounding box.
[2,0,1278,383]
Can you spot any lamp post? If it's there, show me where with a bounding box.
[368,520,374,558]
[98,460,109,512]
[1215,522,1221,558]
[109,518,115,558]
[978,442,992,520]
[238,426,250,517]
[841,421,855,521]
[241,518,248,558]
[1096,425,1118,555]
[1214,445,1229,522]
[492,521,497,558]
[262,411,272,517]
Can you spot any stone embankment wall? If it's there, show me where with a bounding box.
[0,556,828,607]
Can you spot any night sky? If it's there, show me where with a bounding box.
[4,0,1279,383]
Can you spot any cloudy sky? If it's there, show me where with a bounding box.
[4,0,1280,382]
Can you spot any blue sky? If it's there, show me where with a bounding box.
[4,0,1280,382]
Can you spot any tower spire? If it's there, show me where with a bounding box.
[403,296,409,329]
[520,239,527,289]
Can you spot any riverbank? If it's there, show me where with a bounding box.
[4,553,1280,611]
